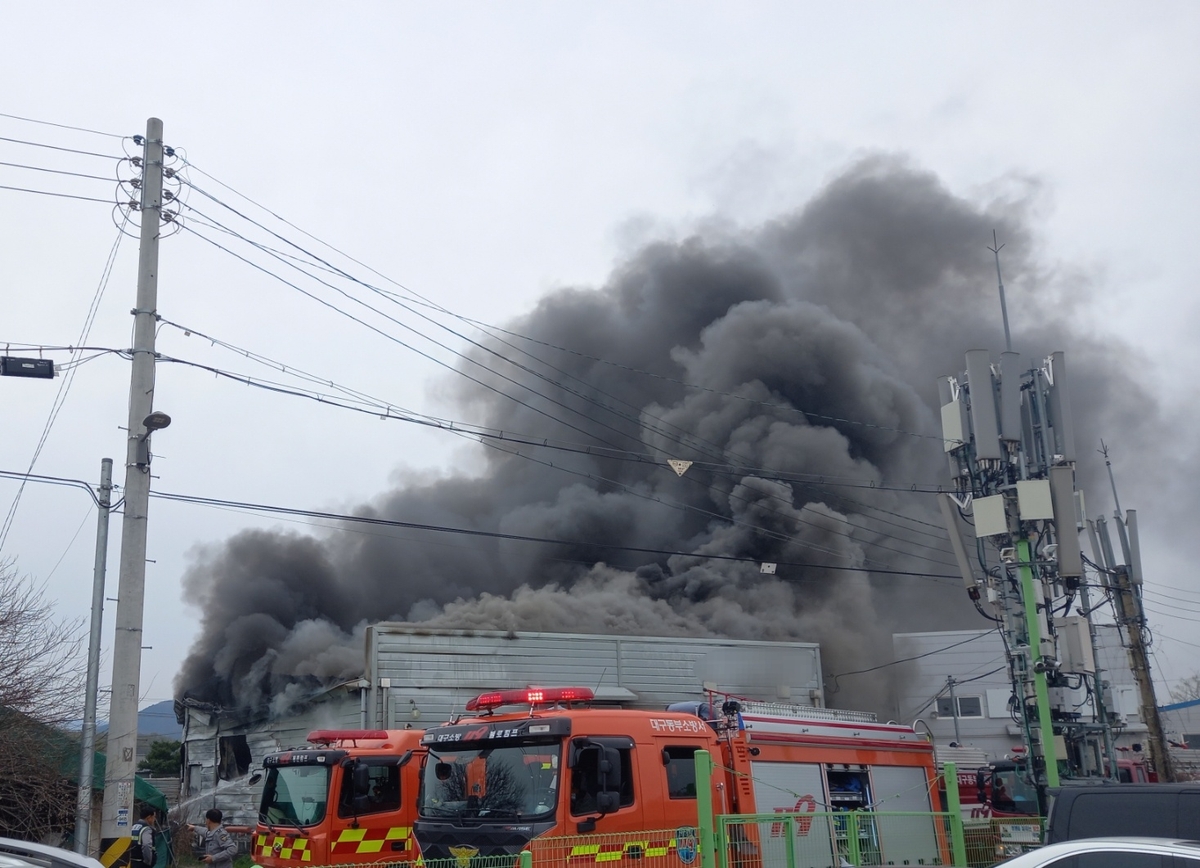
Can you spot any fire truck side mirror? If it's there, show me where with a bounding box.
[353,763,372,796]
[599,747,621,785]
[595,792,620,814]
[975,768,987,804]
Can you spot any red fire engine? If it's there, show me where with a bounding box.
[253,728,425,867]
[412,687,948,868]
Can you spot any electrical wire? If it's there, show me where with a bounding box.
[825,631,992,691]
[167,229,962,568]
[0,111,126,138]
[176,157,955,449]
[7,330,960,572]
[141,486,963,581]
[0,183,113,204]
[0,134,123,160]
[0,215,127,551]
[0,160,117,182]
[154,346,961,572]
[174,181,959,500]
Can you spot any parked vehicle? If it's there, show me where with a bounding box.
[994,837,1200,867]
[413,686,947,868]
[1044,783,1200,844]
[253,728,425,867]
[0,839,104,868]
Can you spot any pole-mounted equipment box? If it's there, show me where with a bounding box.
[1,356,54,379]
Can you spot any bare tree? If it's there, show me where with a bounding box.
[1171,672,1200,704]
[0,559,87,842]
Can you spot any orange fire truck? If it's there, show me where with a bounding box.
[253,728,425,867]
[413,687,946,868]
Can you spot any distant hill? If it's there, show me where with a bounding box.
[95,700,182,739]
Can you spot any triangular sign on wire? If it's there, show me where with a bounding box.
[668,459,693,477]
[760,562,777,575]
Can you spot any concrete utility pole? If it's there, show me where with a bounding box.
[1110,562,1174,781]
[101,118,170,848]
[75,458,113,855]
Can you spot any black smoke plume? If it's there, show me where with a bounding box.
[175,156,1169,715]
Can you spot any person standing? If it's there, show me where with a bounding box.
[129,807,158,868]
[186,809,238,868]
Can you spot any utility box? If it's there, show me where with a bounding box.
[1054,616,1096,674]
[0,356,54,378]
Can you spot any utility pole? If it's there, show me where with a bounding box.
[75,459,113,855]
[1110,560,1173,781]
[101,117,171,850]
[1094,443,1173,782]
[947,677,962,744]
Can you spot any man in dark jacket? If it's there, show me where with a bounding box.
[130,806,158,868]
[187,809,238,868]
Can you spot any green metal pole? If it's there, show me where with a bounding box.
[695,750,717,868]
[783,816,797,868]
[1018,538,1061,790]
[846,812,861,868]
[943,762,968,868]
[520,850,532,868]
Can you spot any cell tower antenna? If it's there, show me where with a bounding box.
[984,230,1012,352]
[1099,439,1124,519]
[988,230,1012,352]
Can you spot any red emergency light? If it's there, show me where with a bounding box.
[308,729,389,744]
[465,686,594,712]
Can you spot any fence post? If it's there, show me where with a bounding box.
[695,749,717,868]
[784,815,797,868]
[943,761,968,867]
[520,850,533,868]
[846,812,861,867]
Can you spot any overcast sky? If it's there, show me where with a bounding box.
[2,2,1199,711]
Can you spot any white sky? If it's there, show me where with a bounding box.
[2,2,1199,711]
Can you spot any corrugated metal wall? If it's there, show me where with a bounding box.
[366,626,823,728]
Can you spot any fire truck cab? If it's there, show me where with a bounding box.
[254,729,424,868]
[413,687,945,868]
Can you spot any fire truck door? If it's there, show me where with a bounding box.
[747,762,832,867]
[867,766,939,866]
[331,759,414,861]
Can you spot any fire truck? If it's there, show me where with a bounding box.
[413,686,947,868]
[253,728,425,867]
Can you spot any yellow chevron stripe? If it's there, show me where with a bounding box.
[99,839,129,868]
[338,828,368,842]
[385,827,410,840]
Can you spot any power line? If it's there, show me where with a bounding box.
[146,487,963,582]
[0,183,114,204]
[177,157,950,450]
[0,111,126,139]
[826,631,996,691]
[0,134,123,160]
[151,346,959,571]
[0,216,127,551]
[0,466,963,584]
[0,160,116,183]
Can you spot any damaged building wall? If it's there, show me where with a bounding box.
[176,684,360,827]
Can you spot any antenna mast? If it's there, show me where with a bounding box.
[989,230,1013,352]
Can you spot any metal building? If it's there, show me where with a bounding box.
[177,626,824,825]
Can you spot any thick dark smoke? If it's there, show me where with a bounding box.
[175,156,1169,715]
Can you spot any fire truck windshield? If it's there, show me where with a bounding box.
[419,741,560,821]
[260,764,332,828]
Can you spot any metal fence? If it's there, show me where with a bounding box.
[961,819,1044,867]
[716,811,954,868]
